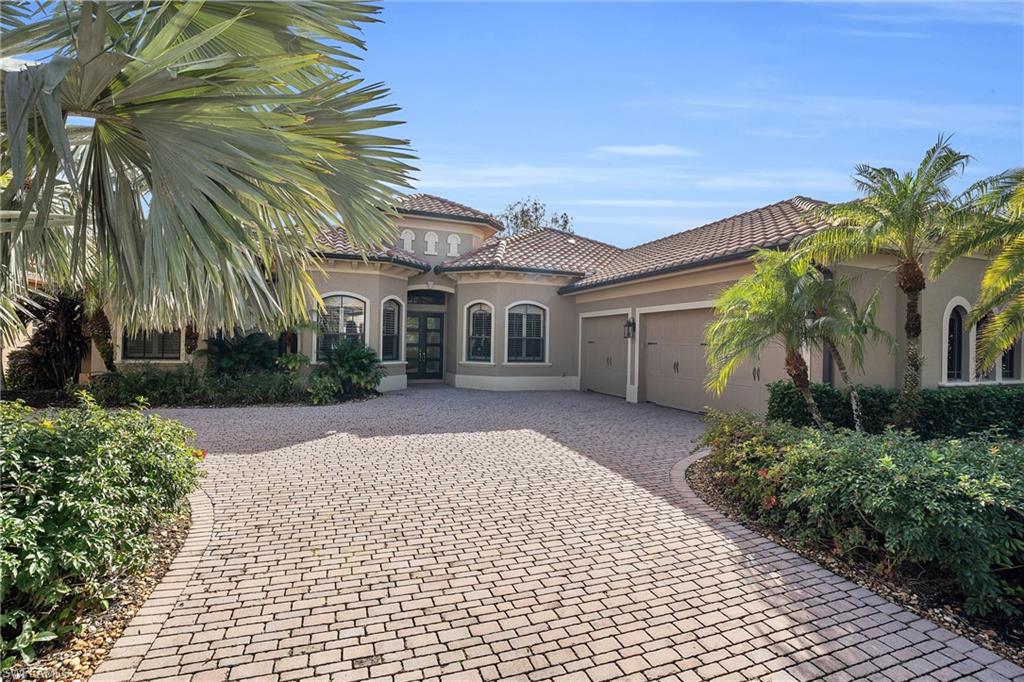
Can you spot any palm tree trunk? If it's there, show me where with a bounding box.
[894,259,925,428]
[831,349,864,432]
[785,349,827,429]
[84,309,116,373]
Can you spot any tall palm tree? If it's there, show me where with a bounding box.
[805,270,893,432]
[705,250,828,429]
[1,1,415,342]
[932,168,1024,371]
[800,135,970,426]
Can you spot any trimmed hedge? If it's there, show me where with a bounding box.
[700,411,1024,616]
[86,365,307,407]
[0,395,203,664]
[766,381,1024,439]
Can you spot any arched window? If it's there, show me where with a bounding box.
[1002,339,1021,381]
[381,299,402,362]
[447,234,461,257]
[399,229,415,252]
[466,302,493,362]
[318,294,366,362]
[507,303,545,363]
[946,306,966,381]
[424,231,439,255]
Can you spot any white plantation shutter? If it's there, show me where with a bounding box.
[381,299,401,361]
[507,304,544,362]
[467,304,492,361]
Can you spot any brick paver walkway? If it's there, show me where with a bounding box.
[94,386,1023,682]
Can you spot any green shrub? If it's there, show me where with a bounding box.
[317,340,385,396]
[5,293,90,390]
[87,366,304,407]
[306,374,343,406]
[766,381,1024,438]
[701,411,1024,615]
[274,353,309,373]
[0,395,203,665]
[198,332,278,375]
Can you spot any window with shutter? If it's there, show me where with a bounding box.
[318,295,366,362]
[122,329,182,360]
[506,304,545,363]
[381,299,401,361]
[466,303,492,362]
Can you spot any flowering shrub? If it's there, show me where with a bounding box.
[700,411,1024,616]
[0,395,203,665]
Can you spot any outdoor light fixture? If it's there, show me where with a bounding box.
[623,317,636,339]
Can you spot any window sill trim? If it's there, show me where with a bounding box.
[381,361,406,366]
[121,358,185,364]
[502,362,552,367]
[460,361,494,366]
[938,379,1024,388]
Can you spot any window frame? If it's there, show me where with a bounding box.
[315,292,368,363]
[946,305,966,382]
[503,301,549,365]
[424,231,439,255]
[399,229,415,252]
[463,300,494,364]
[121,328,184,362]
[446,233,462,257]
[379,296,405,364]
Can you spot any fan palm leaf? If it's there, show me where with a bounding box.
[1,0,415,342]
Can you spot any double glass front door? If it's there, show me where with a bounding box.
[406,312,443,380]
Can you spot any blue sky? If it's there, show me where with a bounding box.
[358,1,1024,247]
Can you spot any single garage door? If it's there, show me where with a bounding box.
[642,309,787,413]
[581,315,628,398]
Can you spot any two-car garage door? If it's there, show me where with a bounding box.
[642,308,787,414]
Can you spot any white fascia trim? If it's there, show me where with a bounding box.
[453,374,577,392]
[380,295,406,363]
[379,373,407,392]
[577,308,632,398]
[462,299,495,363]
[503,300,551,365]
[635,300,715,315]
[408,283,456,294]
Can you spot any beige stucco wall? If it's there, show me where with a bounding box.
[304,262,412,387]
[448,275,578,389]
[919,254,987,388]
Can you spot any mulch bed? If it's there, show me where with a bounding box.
[5,508,192,682]
[686,457,1024,669]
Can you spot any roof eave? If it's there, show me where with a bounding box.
[319,251,431,273]
[435,264,586,277]
[397,208,503,231]
[558,243,795,294]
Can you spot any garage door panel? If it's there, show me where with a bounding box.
[642,309,781,414]
[581,315,627,398]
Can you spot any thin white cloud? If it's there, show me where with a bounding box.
[838,28,930,39]
[593,144,700,158]
[694,170,853,191]
[560,198,745,209]
[414,161,697,190]
[657,93,1022,138]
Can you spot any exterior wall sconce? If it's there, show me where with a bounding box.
[623,317,636,339]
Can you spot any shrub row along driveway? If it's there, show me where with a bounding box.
[94,386,1022,681]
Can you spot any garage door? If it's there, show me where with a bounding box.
[581,315,628,398]
[642,309,787,413]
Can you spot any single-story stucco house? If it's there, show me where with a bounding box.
[78,193,1022,414]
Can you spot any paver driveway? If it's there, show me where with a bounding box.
[95,386,1022,682]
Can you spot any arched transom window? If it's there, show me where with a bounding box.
[507,303,545,363]
[466,302,493,362]
[318,295,366,362]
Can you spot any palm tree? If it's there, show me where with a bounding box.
[1,1,415,342]
[705,250,828,429]
[800,135,970,426]
[805,270,893,432]
[932,168,1024,371]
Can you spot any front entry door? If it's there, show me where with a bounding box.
[406,312,444,380]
